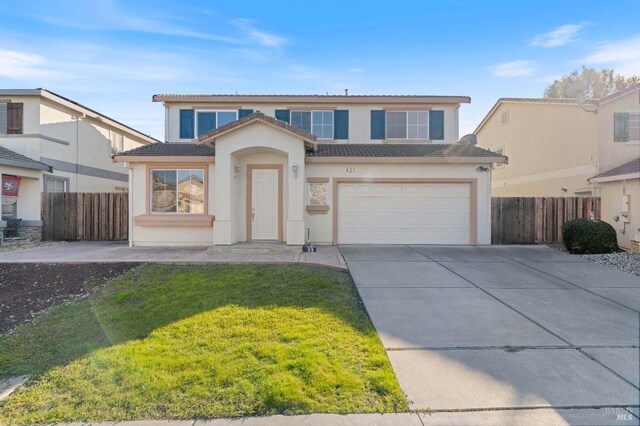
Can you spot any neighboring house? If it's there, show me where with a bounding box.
[475,84,640,250]
[0,89,158,238]
[474,98,598,197]
[589,84,640,251]
[115,94,506,247]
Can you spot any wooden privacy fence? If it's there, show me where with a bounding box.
[41,192,128,241]
[491,197,601,244]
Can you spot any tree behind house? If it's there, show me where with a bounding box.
[544,66,640,99]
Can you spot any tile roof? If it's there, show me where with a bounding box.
[591,157,640,180]
[153,94,471,104]
[116,142,215,157]
[308,143,504,158]
[0,146,51,171]
[198,111,316,143]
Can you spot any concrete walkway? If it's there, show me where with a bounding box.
[0,241,347,270]
[51,408,640,425]
[342,245,640,425]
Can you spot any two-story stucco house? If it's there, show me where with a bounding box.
[0,89,157,239]
[474,98,598,197]
[589,84,640,251]
[115,94,506,247]
[474,84,640,250]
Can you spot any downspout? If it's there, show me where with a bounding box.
[128,163,134,247]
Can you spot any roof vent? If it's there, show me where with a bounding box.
[458,134,477,145]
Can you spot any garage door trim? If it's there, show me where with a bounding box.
[332,178,478,245]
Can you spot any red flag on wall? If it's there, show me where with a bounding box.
[2,176,21,197]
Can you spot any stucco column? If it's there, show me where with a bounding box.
[213,145,233,245]
[286,147,306,245]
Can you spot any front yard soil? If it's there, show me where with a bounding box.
[0,263,141,334]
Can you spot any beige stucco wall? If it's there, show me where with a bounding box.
[596,89,640,174]
[0,94,151,195]
[0,166,42,222]
[305,163,493,245]
[211,122,306,245]
[476,101,598,196]
[164,102,460,145]
[598,178,640,250]
[128,162,215,246]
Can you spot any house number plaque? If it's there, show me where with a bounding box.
[345,167,355,173]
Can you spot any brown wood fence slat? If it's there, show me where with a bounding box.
[41,192,128,241]
[491,197,601,244]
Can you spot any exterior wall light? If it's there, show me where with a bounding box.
[292,165,299,178]
[234,165,241,177]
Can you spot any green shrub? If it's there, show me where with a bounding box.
[561,218,618,254]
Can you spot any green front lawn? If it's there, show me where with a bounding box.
[0,264,406,423]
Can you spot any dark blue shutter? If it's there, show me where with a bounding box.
[239,109,254,118]
[179,109,195,139]
[197,112,216,137]
[429,110,444,140]
[371,110,385,140]
[614,112,629,142]
[334,110,349,139]
[275,109,290,123]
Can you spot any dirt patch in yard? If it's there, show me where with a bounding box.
[0,263,142,334]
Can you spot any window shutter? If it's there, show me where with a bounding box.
[0,102,7,134]
[614,112,629,142]
[7,102,23,134]
[238,109,254,118]
[333,110,349,140]
[371,110,385,140]
[275,109,290,124]
[429,110,444,140]
[179,109,195,139]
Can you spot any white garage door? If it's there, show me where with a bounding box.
[338,182,471,244]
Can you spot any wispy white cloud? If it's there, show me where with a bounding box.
[487,60,536,78]
[580,35,640,75]
[346,67,364,73]
[231,19,287,47]
[0,49,62,79]
[529,23,587,47]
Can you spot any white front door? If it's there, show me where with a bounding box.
[251,168,279,240]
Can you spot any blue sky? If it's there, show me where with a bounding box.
[1,0,639,140]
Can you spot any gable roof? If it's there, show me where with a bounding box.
[0,146,52,171]
[113,142,215,163]
[153,94,471,104]
[598,83,640,105]
[473,97,596,134]
[0,89,159,144]
[590,157,640,182]
[198,111,317,148]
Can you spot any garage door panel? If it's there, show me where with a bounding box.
[338,182,471,245]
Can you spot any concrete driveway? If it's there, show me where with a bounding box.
[342,245,640,425]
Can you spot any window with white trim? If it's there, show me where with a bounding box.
[151,169,204,214]
[195,110,238,137]
[44,176,68,192]
[385,111,429,139]
[291,110,334,139]
[110,132,124,155]
[630,112,640,142]
[495,147,505,168]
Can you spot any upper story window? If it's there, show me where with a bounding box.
[614,112,640,142]
[151,169,204,214]
[291,110,334,139]
[110,132,124,155]
[44,175,68,193]
[386,111,429,139]
[371,109,444,141]
[0,102,23,135]
[196,110,238,137]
